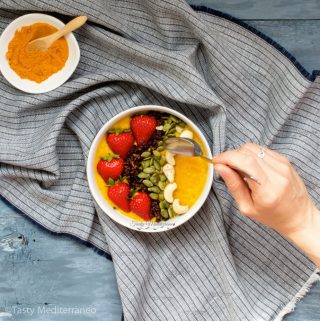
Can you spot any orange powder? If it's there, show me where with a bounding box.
[6,22,69,83]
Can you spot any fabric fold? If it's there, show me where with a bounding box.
[0,1,319,320]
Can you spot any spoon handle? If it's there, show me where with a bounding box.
[50,16,87,43]
[199,156,261,185]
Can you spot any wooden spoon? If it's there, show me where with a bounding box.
[26,16,87,52]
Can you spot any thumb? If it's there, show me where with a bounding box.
[215,164,254,216]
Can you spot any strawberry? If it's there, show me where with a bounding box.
[130,115,157,146]
[108,181,130,212]
[106,129,134,159]
[97,154,124,182]
[129,192,151,221]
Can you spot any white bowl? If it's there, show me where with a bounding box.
[87,105,213,232]
[0,13,80,94]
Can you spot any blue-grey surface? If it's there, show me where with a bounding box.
[0,1,319,321]
[189,0,320,19]
[0,198,122,321]
[244,20,320,75]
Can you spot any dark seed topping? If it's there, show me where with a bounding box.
[119,111,187,221]
[122,113,167,220]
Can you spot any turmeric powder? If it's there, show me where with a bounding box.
[6,23,69,83]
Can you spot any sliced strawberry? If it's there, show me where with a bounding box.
[130,192,151,221]
[108,181,130,212]
[106,129,134,159]
[97,154,124,182]
[130,115,157,146]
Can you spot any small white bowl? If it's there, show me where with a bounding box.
[87,105,214,232]
[0,13,80,94]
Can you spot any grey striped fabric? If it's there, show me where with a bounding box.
[0,1,319,320]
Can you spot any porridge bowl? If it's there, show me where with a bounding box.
[87,105,213,232]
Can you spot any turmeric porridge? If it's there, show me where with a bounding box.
[94,111,208,222]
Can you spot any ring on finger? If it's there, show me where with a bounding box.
[257,146,266,159]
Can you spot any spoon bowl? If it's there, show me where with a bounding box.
[165,137,204,157]
[166,137,260,184]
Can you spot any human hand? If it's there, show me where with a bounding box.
[213,143,318,237]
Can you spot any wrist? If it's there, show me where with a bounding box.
[274,199,318,237]
[283,206,320,268]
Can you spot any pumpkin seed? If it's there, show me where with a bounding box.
[149,158,154,165]
[163,200,170,209]
[168,126,176,133]
[159,157,166,166]
[148,186,161,193]
[169,115,180,123]
[157,146,165,152]
[141,151,151,158]
[153,150,161,157]
[159,174,166,182]
[143,167,155,174]
[158,181,166,190]
[150,193,158,200]
[154,161,161,171]
[161,209,169,218]
[159,201,165,209]
[178,121,186,128]
[163,123,171,132]
[168,206,174,218]
[142,179,153,187]
[138,172,149,179]
[158,193,164,201]
[150,176,158,184]
[142,160,150,168]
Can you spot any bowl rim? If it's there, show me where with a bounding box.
[0,13,80,94]
[87,105,213,232]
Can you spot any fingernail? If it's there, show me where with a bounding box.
[213,165,221,179]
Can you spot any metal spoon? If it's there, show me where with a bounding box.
[165,137,260,184]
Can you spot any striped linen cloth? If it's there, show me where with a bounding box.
[0,1,319,320]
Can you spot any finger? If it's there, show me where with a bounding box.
[239,145,282,171]
[240,143,292,174]
[213,149,268,186]
[262,148,290,163]
[241,143,288,163]
[215,164,255,215]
